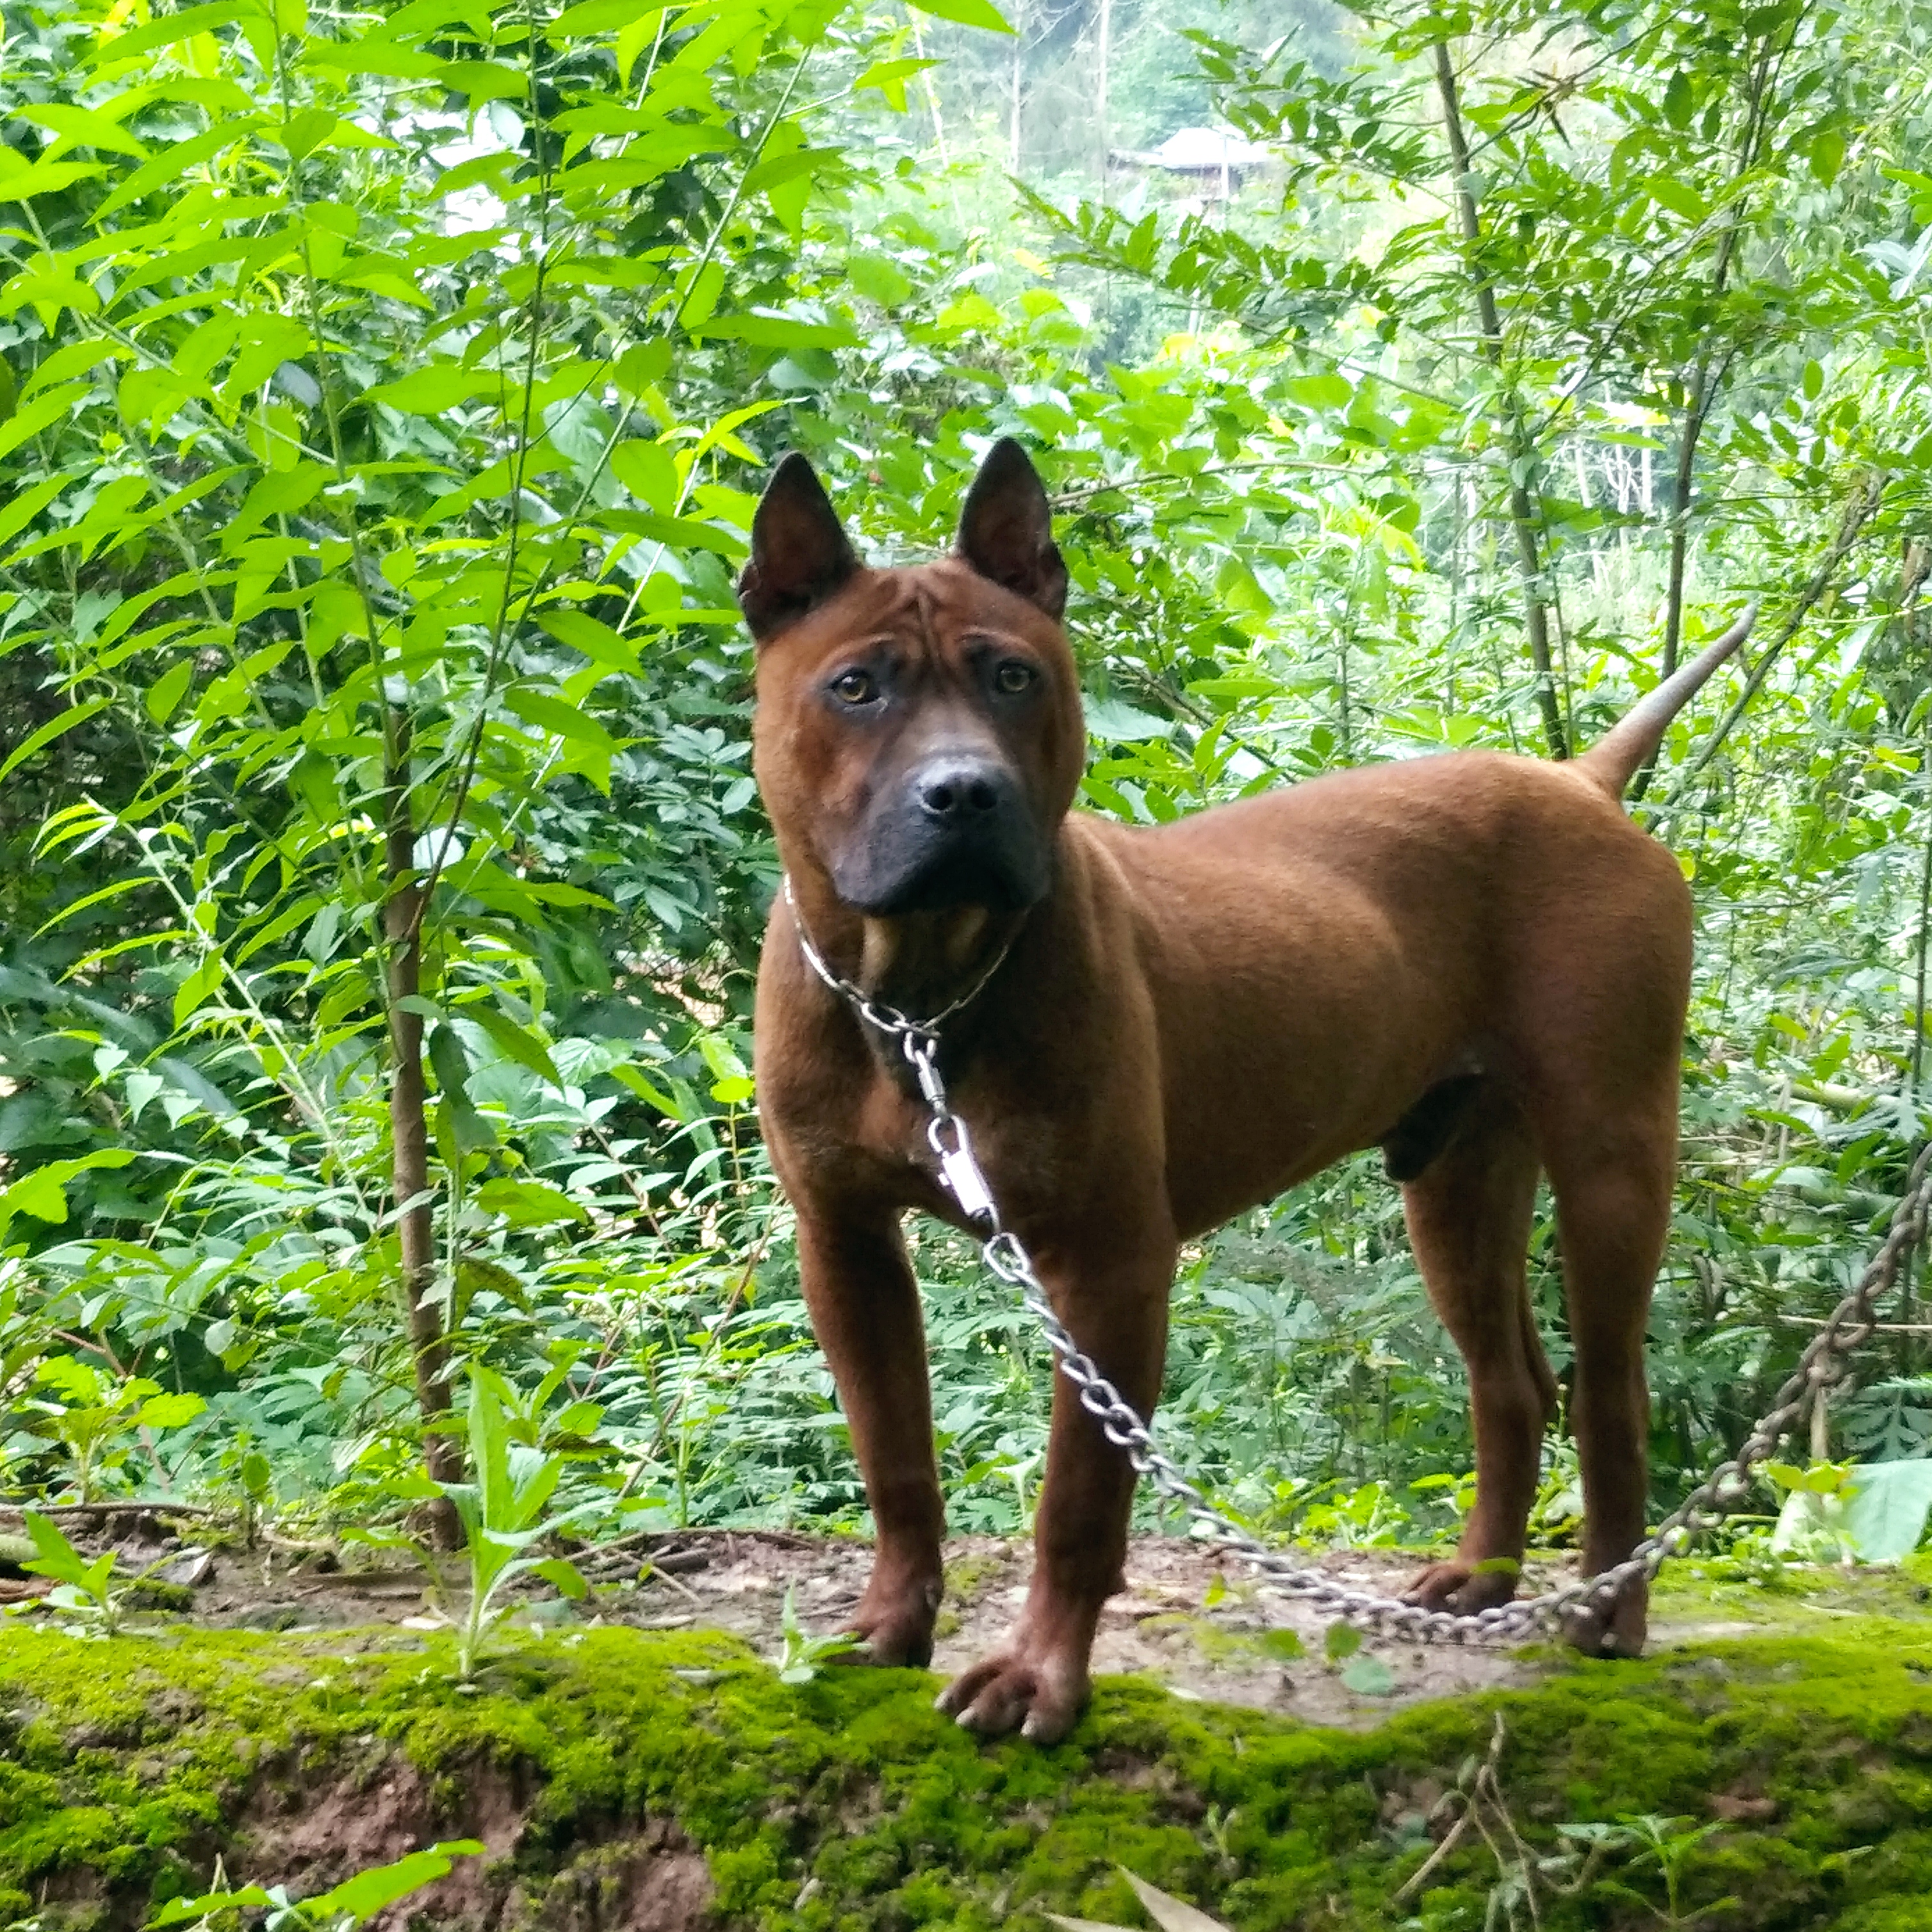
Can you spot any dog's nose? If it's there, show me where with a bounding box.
[916,759,1006,822]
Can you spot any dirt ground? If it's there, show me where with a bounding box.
[7,1504,1899,1727]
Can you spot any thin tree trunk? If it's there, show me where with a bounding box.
[1667,470,1889,796]
[1907,541,1932,1101]
[908,10,949,170]
[1008,0,1023,175]
[385,712,462,1548]
[1096,0,1111,190]
[1911,539,1932,1375]
[1660,38,1777,685]
[1433,40,1567,758]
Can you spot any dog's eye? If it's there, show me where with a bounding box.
[830,668,877,705]
[994,660,1036,696]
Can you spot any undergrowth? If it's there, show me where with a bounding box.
[3,1593,1931,1931]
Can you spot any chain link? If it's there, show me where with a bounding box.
[790,889,1932,1646]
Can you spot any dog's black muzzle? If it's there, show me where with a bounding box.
[833,755,1051,915]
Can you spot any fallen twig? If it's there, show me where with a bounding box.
[0,1500,218,1519]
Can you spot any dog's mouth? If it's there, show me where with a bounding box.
[830,771,1052,917]
[832,823,1051,917]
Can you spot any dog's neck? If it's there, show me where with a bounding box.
[785,869,1031,1029]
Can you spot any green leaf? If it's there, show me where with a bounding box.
[530,1556,589,1599]
[277,106,339,161]
[908,0,1013,31]
[135,1392,208,1430]
[687,313,860,349]
[1323,1621,1362,1661]
[20,1510,94,1590]
[302,1843,484,1923]
[1339,1653,1396,1696]
[223,463,329,548]
[437,60,529,101]
[0,1148,136,1241]
[94,126,248,222]
[150,1887,279,1925]
[301,37,445,77]
[1842,1461,1932,1562]
[0,158,108,208]
[96,3,249,62]
[853,58,935,111]
[1810,126,1846,187]
[1662,70,1692,130]
[145,659,195,726]
[474,1179,589,1227]
[847,254,913,307]
[503,685,623,757]
[0,472,76,555]
[0,698,108,783]
[1281,372,1353,410]
[536,608,640,673]
[464,1002,564,1089]
[1085,698,1172,744]
[428,1022,474,1102]
[0,383,87,463]
[549,0,670,33]
[173,952,225,1030]
[1648,176,1708,222]
[610,438,680,516]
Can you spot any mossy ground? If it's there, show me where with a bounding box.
[1,1562,1930,1931]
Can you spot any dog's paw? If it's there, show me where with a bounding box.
[843,1573,941,1667]
[1400,1559,1519,1616]
[1559,1578,1648,1658]
[935,1641,1089,1743]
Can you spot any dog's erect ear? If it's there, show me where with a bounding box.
[737,454,858,643]
[954,438,1067,621]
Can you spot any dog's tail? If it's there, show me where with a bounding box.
[1573,603,1758,799]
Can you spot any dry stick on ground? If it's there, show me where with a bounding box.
[384,713,462,1549]
[1433,39,1568,761]
[1395,1712,1511,1906]
[1389,1711,1623,1922]
[0,1500,218,1518]
[1662,469,1890,805]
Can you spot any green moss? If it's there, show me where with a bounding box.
[3,1605,1932,1929]
[940,1551,1008,1604]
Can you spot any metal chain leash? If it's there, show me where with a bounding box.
[790,895,1932,1646]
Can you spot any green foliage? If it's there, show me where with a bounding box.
[13,1507,126,1633]
[390,1364,600,1678]
[149,1840,484,1931]
[773,1579,863,1682]
[1,0,1931,1591]
[9,1506,186,1637]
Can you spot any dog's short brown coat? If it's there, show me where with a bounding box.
[742,441,1751,1741]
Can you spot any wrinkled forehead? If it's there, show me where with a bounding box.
[761,559,1067,675]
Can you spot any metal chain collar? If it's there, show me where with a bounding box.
[789,888,1932,1645]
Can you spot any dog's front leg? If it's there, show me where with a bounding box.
[937,1211,1176,1743]
[794,1200,946,1666]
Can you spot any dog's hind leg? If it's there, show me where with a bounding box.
[794,1201,946,1666]
[1399,1085,1557,1616]
[1539,1106,1676,1657]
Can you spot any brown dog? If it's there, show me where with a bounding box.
[741,438,1752,1742]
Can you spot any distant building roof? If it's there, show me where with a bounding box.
[1112,127,1271,175]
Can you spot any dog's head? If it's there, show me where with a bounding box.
[741,440,1083,918]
